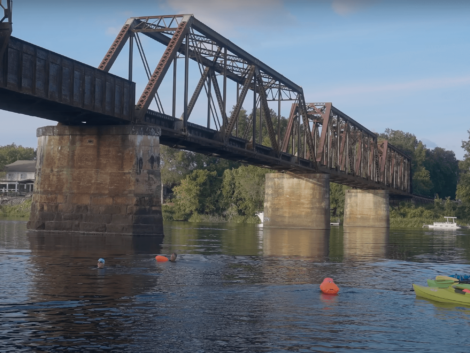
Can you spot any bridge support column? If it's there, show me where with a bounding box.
[263,173,330,229]
[27,125,163,236]
[343,190,389,228]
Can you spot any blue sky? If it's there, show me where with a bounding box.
[1,0,469,158]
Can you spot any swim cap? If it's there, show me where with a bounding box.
[98,258,105,264]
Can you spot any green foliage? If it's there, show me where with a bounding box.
[457,130,470,204]
[423,147,459,199]
[379,128,418,156]
[0,144,35,171]
[164,164,270,223]
[172,169,223,220]
[0,199,32,218]
[330,182,349,217]
[160,145,239,188]
[379,128,459,198]
[222,165,270,218]
[390,199,470,228]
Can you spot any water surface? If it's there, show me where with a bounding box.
[1,220,470,352]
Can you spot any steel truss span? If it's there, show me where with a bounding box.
[0,13,412,196]
[97,14,412,195]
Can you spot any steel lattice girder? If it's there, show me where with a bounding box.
[97,14,412,193]
[282,102,412,191]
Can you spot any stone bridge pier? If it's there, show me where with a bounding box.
[263,173,390,229]
[343,190,390,228]
[27,125,164,236]
[263,173,330,229]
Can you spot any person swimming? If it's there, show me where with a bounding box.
[155,253,177,262]
[170,253,177,262]
[97,258,105,269]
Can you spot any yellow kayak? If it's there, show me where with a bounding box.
[413,284,470,305]
[435,275,459,282]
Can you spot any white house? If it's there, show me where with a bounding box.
[0,160,36,193]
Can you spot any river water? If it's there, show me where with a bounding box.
[1,220,470,352]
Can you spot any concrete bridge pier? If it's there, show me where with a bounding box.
[343,190,390,228]
[263,173,330,229]
[27,124,164,236]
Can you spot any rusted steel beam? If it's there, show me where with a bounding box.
[368,140,374,180]
[355,133,362,175]
[224,65,255,140]
[181,45,222,122]
[379,140,388,182]
[316,103,332,163]
[99,18,136,72]
[209,70,228,128]
[257,69,279,155]
[135,16,192,120]
[282,103,297,153]
[0,0,12,62]
[297,94,315,165]
[180,66,210,122]
[339,123,348,170]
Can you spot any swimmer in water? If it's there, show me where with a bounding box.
[97,258,105,269]
[170,253,177,262]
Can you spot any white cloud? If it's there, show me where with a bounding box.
[161,0,296,35]
[331,0,377,16]
[311,75,470,98]
[105,26,121,36]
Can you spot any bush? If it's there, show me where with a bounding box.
[0,199,32,218]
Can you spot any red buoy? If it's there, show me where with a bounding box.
[155,255,169,262]
[320,277,339,295]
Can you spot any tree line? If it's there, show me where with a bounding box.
[162,107,470,222]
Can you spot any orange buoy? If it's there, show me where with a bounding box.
[155,255,169,262]
[320,277,339,295]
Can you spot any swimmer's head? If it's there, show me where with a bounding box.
[97,258,105,268]
[170,253,177,262]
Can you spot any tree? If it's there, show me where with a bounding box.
[0,144,35,170]
[457,130,470,203]
[379,129,433,197]
[172,169,223,219]
[423,147,459,199]
[222,165,270,217]
[379,128,417,156]
[160,145,239,188]
[330,182,349,217]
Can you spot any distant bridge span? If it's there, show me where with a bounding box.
[0,13,412,196]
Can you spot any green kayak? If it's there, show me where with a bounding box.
[427,279,456,288]
[413,284,470,305]
[426,280,470,289]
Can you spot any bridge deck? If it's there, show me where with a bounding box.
[0,37,135,124]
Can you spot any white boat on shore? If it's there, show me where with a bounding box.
[423,217,461,230]
[330,219,340,226]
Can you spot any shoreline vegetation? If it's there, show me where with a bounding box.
[0,199,32,219]
[2,124,470,228]
[1,198,469,229]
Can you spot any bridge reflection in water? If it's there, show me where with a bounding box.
[263,228,329,258]
[343,227,389,261]
[262,227,388,262]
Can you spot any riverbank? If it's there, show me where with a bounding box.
[0,198,31,219]
[2,199,469,228]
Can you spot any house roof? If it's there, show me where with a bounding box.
[4,160,36,172]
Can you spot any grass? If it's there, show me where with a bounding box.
[0,199,32,218]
